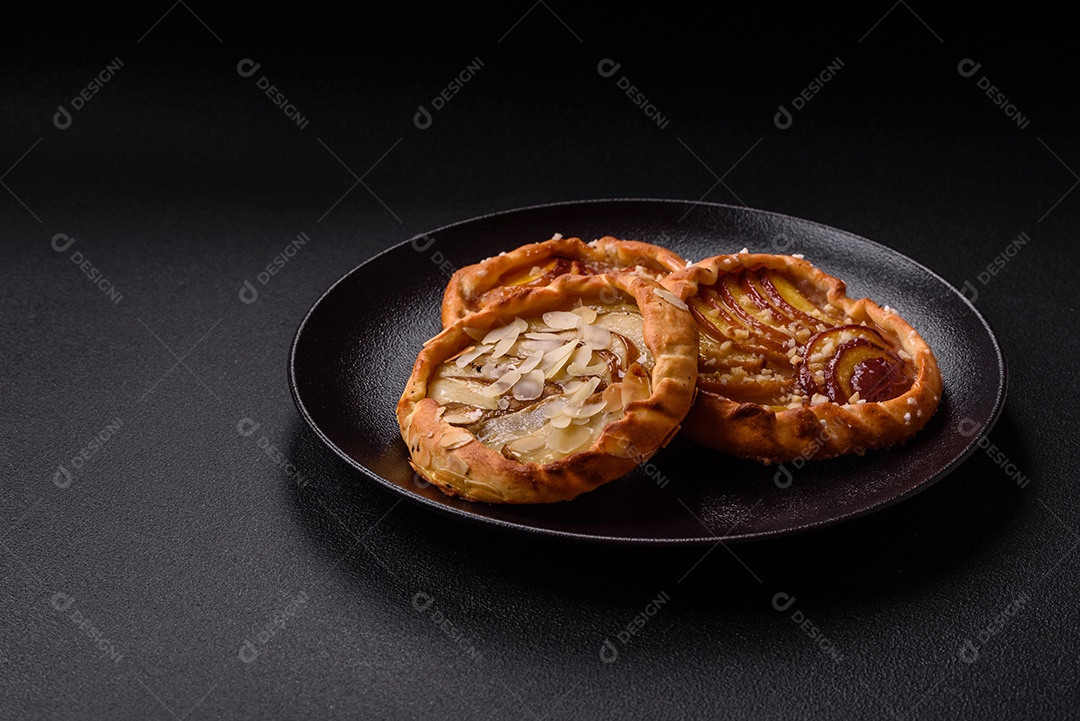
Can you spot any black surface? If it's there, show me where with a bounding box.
[3,6,1079,720]
[291,200,1007,544]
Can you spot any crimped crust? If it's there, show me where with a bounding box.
[441,235,687,326]
[662,253,942,463]
[399,274,698,503]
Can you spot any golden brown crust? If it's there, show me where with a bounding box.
[441,236,687,326]
[663,253,942,463]
[399,274,699,503]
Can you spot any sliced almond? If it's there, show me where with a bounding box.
[540,340,579,378]
[455,344,493,368]
[439,429,474,449]
[568,360,608,376]
[507,435,546,453]
[481,317,527,345]
[601,384,624,412]
[443,408,484,425]
[620,371,650,407]
[542,398,568,418]
[511,370,545,401]
[482,368,522,397]
[581,323,612,350]
[520,339,561,353]
[653,287,689,311]
[571,305,598,324]
[490,333,520,359]
[542,311,582,330]
[564,400,607,419]
[546,424,593,453]
[567,376,602,406]
[463,327,486,341]
[550,413,573,428]
[569,345,593,368]
[445,454,469,476]
[429,378,500,410]
[516,350,545,375]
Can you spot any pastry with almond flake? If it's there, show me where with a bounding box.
[398,273,698,503]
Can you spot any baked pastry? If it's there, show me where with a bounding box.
[441,235,687,326]
[661,253,942,463]
[398,273,698,503]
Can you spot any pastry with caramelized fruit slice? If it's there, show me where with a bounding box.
[441,235,687,326]
[399,274,698,503]
[662,253,941,463]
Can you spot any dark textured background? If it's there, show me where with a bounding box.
[2,5,1077,719]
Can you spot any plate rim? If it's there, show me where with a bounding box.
[288,198,1008,546]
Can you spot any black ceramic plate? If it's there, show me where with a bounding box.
[289,199,1006,545]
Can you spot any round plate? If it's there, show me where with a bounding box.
[289,199,1006,545]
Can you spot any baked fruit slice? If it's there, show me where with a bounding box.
[661,253,942,463]
[441,235,687,326]
[398,274,698,503]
